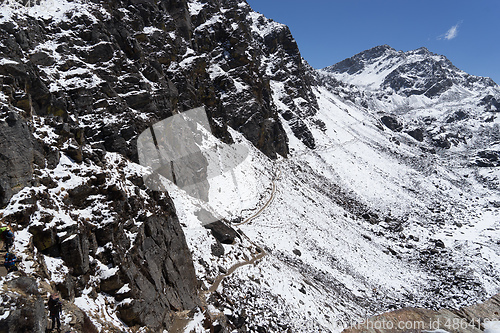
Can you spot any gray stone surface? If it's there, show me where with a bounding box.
[0,112,34,207]
[0,277,47,333]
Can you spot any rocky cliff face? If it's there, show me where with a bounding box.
[0,0,322,205]
[0,112,35,207]
[0,0,318,331]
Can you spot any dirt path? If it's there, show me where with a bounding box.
[233,168,281,227]
[206,167,281,293]
[207,251,266,294]
[171,168,280,332]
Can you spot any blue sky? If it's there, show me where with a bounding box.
[246,0,500,83]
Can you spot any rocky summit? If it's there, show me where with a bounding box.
[0,0,499,332]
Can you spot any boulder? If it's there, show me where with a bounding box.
[30,51,55,66]
[60,234,90,275]
[211,239,225,257]
[204,221,240,244]
[85,42,114,64]
[29,224,59,256]
[406,128,424,142]
[380,116,403,132]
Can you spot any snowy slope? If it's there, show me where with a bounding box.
[175,76,500,332]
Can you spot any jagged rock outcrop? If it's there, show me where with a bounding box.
[0,111,34,207]
[0,277,47,333]
[328,45,394,76]
[1,150,201,331]
[0,0,319,331]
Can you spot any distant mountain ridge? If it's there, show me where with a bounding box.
[323,45,497,98]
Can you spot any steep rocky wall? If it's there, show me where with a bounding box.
[1,149,201,331]
[0,0,294,163]
[0,0,322,206]
[0,112,34,207]
[0,0,320,330]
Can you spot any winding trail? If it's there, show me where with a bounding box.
[207,250,266,294]
[233,168,281,227]
[205,167,281,293]
[171,168,280,332]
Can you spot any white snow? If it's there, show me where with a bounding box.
[0,58,18,65]
[44,256,69,284]
[175,59,500,332]
[485,321,500,333]
[74,293,129,331]
[0,0,108,24]
[182,309,207,333]
[142,26,162,34]
[116,284,131,294]
[247,11,285,38]
[187,0,205,16]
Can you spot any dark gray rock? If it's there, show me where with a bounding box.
[7,276,40,295]
[29,224,59,257]
[479,94,500,111]
[0,113,34,207]
[0,277,47,333]
[325,45,394,75]
[434,239,445,248]
[116,214,200,330]
[100,274,124,294]
[60,233,90,275]
[406,128,424,142]
[446,110,468,123]
[204,221,239,244]
[211,239,225,257]
[30,51,55,66]
[476,150,500,167]
[67,183,97,207]
[380,116,403,132]
[433,136,452,149]
[85,42,114,64]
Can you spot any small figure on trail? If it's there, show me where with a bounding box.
[3,252,19,273]
[0,226,14,252]
[48,292,62,332]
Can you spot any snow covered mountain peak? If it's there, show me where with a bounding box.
[323,45,498,98]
